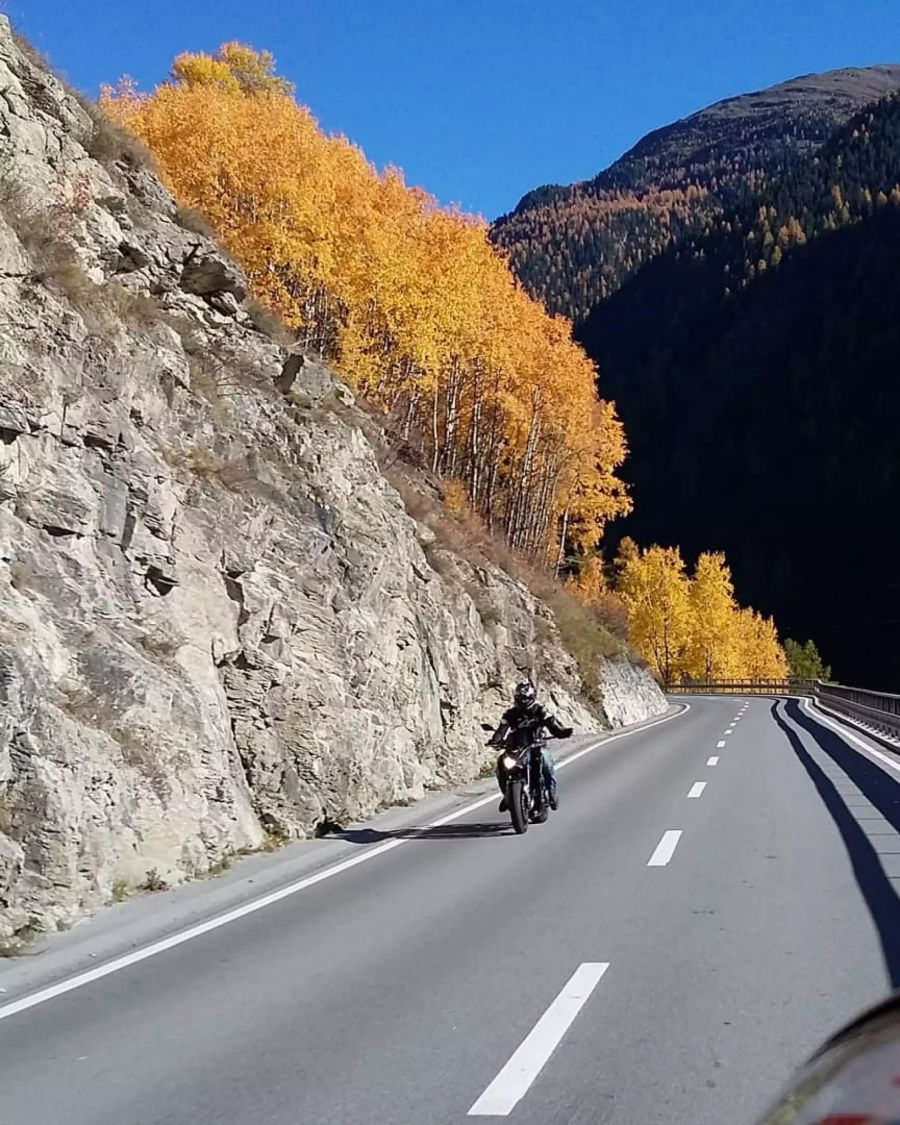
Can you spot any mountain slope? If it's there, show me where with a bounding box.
[491,64,900,321]
[576,93,900,689]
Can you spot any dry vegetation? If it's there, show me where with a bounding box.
[383,460,625,703]
[174,203,215,237]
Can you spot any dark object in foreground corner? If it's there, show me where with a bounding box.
[757,988,900,1123]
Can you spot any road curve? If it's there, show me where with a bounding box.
[1,696,898,1125]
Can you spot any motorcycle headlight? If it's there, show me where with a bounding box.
[502,754,518,770]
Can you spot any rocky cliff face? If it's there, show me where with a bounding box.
[0,19,665,946]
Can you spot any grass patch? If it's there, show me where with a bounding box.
[106,284,165,330]
[0,919,41,958]
[207,853,233,877]
[141,867,168,892]
[184,446,227,482]
[9,25,152,171]
[544,588,621,703]
[1,195,166,332]
[11,28,51,73]
[246,298,293,344]
[73,94,155,171]
[174,204,215,237]
[111,877,130,903]
[136,623,184,658]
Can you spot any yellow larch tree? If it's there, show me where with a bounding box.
[734,608,790,682]
[617,545,694,683]
[688,552,739,680]
[613,543,789,683]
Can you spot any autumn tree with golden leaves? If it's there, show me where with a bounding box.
[688,552,739,681]
[102,44,630,563]
[613,543,788,683]
[617,545,694,683]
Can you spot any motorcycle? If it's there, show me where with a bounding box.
[482,723,557,834]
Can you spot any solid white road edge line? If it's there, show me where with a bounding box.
[647,829,682,866]
[0,705,690,1023]
[707,756,719,766]
[687,782,706,798]
[467,962,610,1117]
[802,699,900,779]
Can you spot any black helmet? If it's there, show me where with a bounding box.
[514,680,537,707]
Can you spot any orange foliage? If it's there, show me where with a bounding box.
[615,543,789,683]
[567,555,606,604]
[103,44,630,561]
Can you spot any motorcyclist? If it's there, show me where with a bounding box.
[488,680,572,812]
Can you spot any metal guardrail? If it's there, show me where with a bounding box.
[665,678,900,743]
[665,680,815,696]
[814,681,900,742]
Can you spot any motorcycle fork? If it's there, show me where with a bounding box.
[530,751,544,810]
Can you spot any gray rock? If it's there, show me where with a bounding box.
[0,401,29,437]
[598,657,666,727]
[180,249,248,302]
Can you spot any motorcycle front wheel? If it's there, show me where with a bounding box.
[532,786,549,824]
[507,779,528,834]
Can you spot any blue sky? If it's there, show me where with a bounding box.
[9,0,900,219]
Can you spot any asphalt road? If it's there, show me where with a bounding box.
[1,695,899,1125]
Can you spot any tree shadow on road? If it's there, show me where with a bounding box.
[336,821,512,845]
[773,700,900,987]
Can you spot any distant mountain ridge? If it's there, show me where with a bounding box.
[573,86,900,688]
[492,63,900,322]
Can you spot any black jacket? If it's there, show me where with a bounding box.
[490,702,570,748]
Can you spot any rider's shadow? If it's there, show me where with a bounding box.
[335,822,511,845]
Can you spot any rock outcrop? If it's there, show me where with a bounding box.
[0,19,666,945]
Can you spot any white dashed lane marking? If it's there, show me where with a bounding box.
[647,830,682,867]
[467,962,610,1116]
